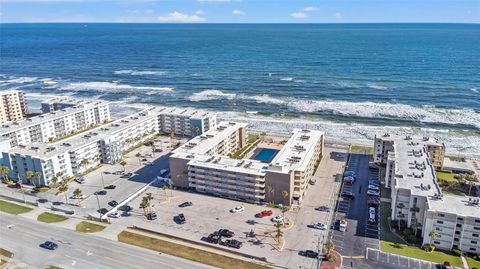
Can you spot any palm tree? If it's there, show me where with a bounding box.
[135,153,142,165]
[119,160,127,172]
[326,240,335,256]
[140,197,149,217]
[151,144,156,157]
[26,170,34,187]
[274,221,283,246]
[81,159,89,173]
[34,171,42,187]
[58,183,69,204]
[0,166,9,182]
[428,231,440,247]
[166,180,173,197]
[73,188,82,197]
[281,190,289,206]
[162,186,168,197]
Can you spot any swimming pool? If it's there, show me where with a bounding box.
[253,148,279,163]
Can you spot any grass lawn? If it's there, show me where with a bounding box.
[350,145,374,154]
[0,248,13,258]
[381,185,392,199]
[118,231,270,269]
[0,200,33,215]
[44,266,63,269]
[467,257,480,269]
[37,212,69,223]
[76,221,106,233]
[380,203,463,267]
[435,171,457,183]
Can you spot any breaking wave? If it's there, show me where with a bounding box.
[189,90,236,102]
[58,81,174,92]
[113,70,167,76]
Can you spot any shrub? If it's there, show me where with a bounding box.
[451,248,463,257]
[422,244,435,252]
[326,254,336,262]
[34,187,49,192]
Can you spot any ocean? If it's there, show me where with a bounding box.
[0,23,479,157]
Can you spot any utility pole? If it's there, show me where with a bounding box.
[95,193,102,220]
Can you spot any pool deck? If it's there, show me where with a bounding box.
[244,138,286,160]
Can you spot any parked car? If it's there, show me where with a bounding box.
[179,202,193,208]
[271,215,284,223]
[113,171,123,175]
[257,210,273,217]
[368,185,380,191]
[10,182,22,188]
[75,177,85,184]
[299,250,318,258]
[315,206,331,212]
[223,239,242,249]
[344,171,356,178]
[369,207,376,223]
[343,176,355,185]
[40,241,58,250]
[207,232,221,244]
[70,194,85,199]
[142,158,148,162]
[97,208,108,214]
[368,180,380,186]
[108,200,118,207]
[104,185,116,189]
[108,211,121,218]
[118,205,132,211]
[309,178,317,185]
[95,190,107,195]
[342,191,355,199]
[160,169,169,177]
[176,213,186,224]
[367,190,380,197]
[218,229,234,238]
[147,212,157,220]
[308,222,326,230]
[121,173,133,178]
[230,206,245,213]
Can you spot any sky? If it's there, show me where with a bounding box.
[0,0,479,23]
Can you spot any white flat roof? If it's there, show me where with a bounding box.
[270,129,324,173]
[391,137,441,197]
[0,90,23,96]
[8,107,161,158]
[442,158,474,172]
[376,133,444,147]
[0,100,109,135]
[428,194,480,218]
[156,106,216,119]
[173,121,246,157]
[188,154,268,176]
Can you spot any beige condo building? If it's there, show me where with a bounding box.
[0,90,28,124]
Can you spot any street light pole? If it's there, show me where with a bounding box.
[100,172,105,189]
[95,193,102,220]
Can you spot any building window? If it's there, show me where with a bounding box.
[437,220,444,224]
[472,241,478,244]
[438,213,445,217]
[476,220,480,224]
[473,234,479,238]
[456,224,462,228]
[436,227,442,231]
[470,248,477,252]
[474,227,480,231]
[457,217,463,221]
[434,241,440,245]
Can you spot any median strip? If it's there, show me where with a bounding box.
[0,199,33,215]
[37,212,69,223]
[118,230,271,269]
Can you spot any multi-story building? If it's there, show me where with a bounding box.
[170,123,324,205]
[0,90,28,124]
[0,100,111,148]
[41,97,90,113]
[156,107,217,137]
[374,134,480,254]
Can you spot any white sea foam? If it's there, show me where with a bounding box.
[40,78,58,85]
[114,70,167,76]
[280,77,294,81]
[59,82,174,92]
[471,88,478,93]
[189,90,236,102]
[219,111,480,158]
[246,94,287,105]
[367,84,388,90]
[2,76,39,84]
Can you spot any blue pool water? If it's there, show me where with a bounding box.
[254,148,279,163]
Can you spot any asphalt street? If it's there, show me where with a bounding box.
[0,212,216,269]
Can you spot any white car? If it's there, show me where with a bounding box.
[368,185,380,191]
[310,222,326,230]
[271,215,284,223]
[367,190,380,196]
[230,206,245,213]
[70,194,85,199]
[108,211,121,218]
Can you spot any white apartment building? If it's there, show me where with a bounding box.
[156,107,217,137]
[0,90,28,123]
[0,100,111,148]
[41,97,91,113]
[374,134,480,254]
[170,123,324,205]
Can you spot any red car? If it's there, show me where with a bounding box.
[257,210,273,218]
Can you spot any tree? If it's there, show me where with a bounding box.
[281,190,289,206]
[166,180,173,197]
[26,170,34,187]
[135,153,142,165]
[162,186,168,197]
[58,183,69,204]
[0,166,9,182]
[119,160,127,172]
[73,188,82,198]
[274,221,283,246]
[34,171,43,187]
[81,159,89,173]
[326,240,335,256]
[465,174,478,196]
[428,231,440,246]
[151,144,156,157]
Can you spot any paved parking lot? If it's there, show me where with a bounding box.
[108,146,347,269]
[366,248,438,269]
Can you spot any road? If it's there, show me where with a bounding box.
[0,212,215,269]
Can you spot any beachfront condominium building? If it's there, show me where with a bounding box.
[3,107,159,185]
[0,90,28,124]
[374,134,479,254]
[156,107,217,137]
[2,105,218,186]
[0,100,111,149]
[170,123,324,205]
[41,97,91,113]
